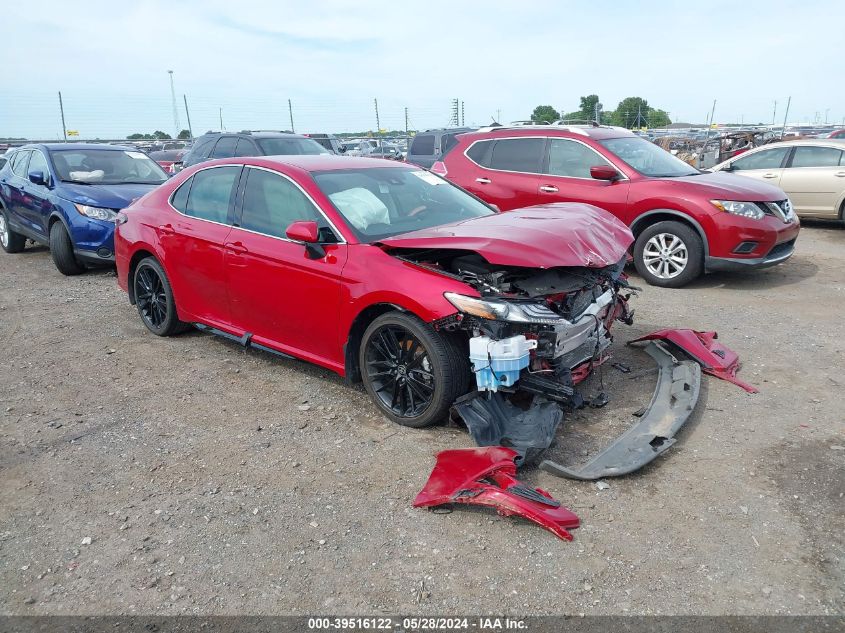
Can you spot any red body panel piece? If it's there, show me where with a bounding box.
[380,204,634,269]
[413,447,580,541]
[631,329,759,393]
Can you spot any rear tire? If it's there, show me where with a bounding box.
[0,209,27,253]
[359,311,469,428]
[133,257,189,336]
[633,220,703,288]
[49,222,85,275]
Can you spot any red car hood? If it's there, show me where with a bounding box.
[667,171,787,201]
[379,203,633,269]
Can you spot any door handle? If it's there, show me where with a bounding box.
[475,177,491,184]
[539,185,559,193]
[762,173,778,179]
[835,172,845,177]
[225,241,248,255]
[158,223,175,235]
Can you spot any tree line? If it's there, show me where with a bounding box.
[126,130,192,140]
[531,95,671,128]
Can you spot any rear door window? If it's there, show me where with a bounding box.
[546,139,611,178]
[184,166,241,223]
[211,136,238,159]
[191,137,216,159]
[11,151,31,177]
[789,145,844,168]
[233,138,258,157]
[731,147,789,170]
[410,135,435,156]
[466,140,493,167]
[488,138,545,173]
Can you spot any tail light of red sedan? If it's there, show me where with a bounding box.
[430,161,448,177]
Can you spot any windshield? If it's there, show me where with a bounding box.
[312,167,494,242]
[599,136,700,177]
[256,138,329,156]
[52,149,168,185]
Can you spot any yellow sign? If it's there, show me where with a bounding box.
[67,130,80,137]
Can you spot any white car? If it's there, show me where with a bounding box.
[711,140,845,220]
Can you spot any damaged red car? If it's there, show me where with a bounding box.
[115,156,701,477]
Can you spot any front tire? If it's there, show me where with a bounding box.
[633,220,703,288]
[359,312,469,428]
[49,222,85,275]
[133,257,188,336]
[0,209,27,253]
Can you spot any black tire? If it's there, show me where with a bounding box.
[49,222,85,275]
[133,257,189,336]
[359,311,469,428]
[0,208,27,253]
[633,220,704,288]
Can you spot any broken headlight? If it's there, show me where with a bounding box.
[444,292,561,324]
[711,200,765,220]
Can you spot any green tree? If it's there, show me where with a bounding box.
[609,97,671,129]
[531,105,560,123]
[177,129,191,140]
[153,130,172,140]
[561,94,608,123]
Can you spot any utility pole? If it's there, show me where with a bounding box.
[183,95,193,139]
[374,98,381,135]
[404,107,409,136]
[58,91,67,142]
[780,96,791,139]
[772,100,777,126]
[450,99,459,127]
[288,99,295,132]
[825,108,830,124]
[461,101,465,126]
[496,109,501,124]
[596,102,601,124]
[219,107,224,131]
[168,70,180,139]
[700,99,717,169]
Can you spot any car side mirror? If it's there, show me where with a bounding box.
[589,165,621,181]
[28,170,48,186]
[286,220,325,259]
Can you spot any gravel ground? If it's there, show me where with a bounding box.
[0,224,842,616]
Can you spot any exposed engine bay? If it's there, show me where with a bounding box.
[395,247,635,391]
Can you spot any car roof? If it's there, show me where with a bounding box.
[458,124,635,141]
[749,139,845,150]
[199,131,303,139]
[210,155,416,172]
[34,143,140,151]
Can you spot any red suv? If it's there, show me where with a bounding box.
[436,125,800,287]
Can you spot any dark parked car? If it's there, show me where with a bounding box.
[437,125,800,287]
[406,128,476,169]
[0,143,168,274]
[303,133,345,154]
[180,131,329,169]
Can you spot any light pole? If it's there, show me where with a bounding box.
[168,70,180,140]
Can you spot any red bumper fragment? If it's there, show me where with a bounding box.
[630,329,759,394]
[413,447,580,541]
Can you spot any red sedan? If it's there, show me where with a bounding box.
[115,156,636,428]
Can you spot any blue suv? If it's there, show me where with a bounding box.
[0,143,168,275]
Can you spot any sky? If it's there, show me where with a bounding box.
[2,0,843,139]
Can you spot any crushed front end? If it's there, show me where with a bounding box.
[395,247,701,478]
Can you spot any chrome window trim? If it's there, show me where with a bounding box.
[461,136,630,181]
[167,163,348,245]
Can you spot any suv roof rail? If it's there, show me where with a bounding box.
[550,118,600,127]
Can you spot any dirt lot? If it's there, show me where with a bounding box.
[1,224,843,616]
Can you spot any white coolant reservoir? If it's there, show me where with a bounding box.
[469,334,537,392]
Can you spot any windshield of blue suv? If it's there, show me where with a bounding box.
[51,149,168,185]
[256,138,330,156]
[599,136,700,177]
[313,167,494,242]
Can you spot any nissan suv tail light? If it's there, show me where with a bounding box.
[431,161,448,176]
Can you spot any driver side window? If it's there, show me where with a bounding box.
[546,139,610,178]
[239,168,323,239]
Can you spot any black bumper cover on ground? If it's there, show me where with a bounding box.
[539,341,701,480]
